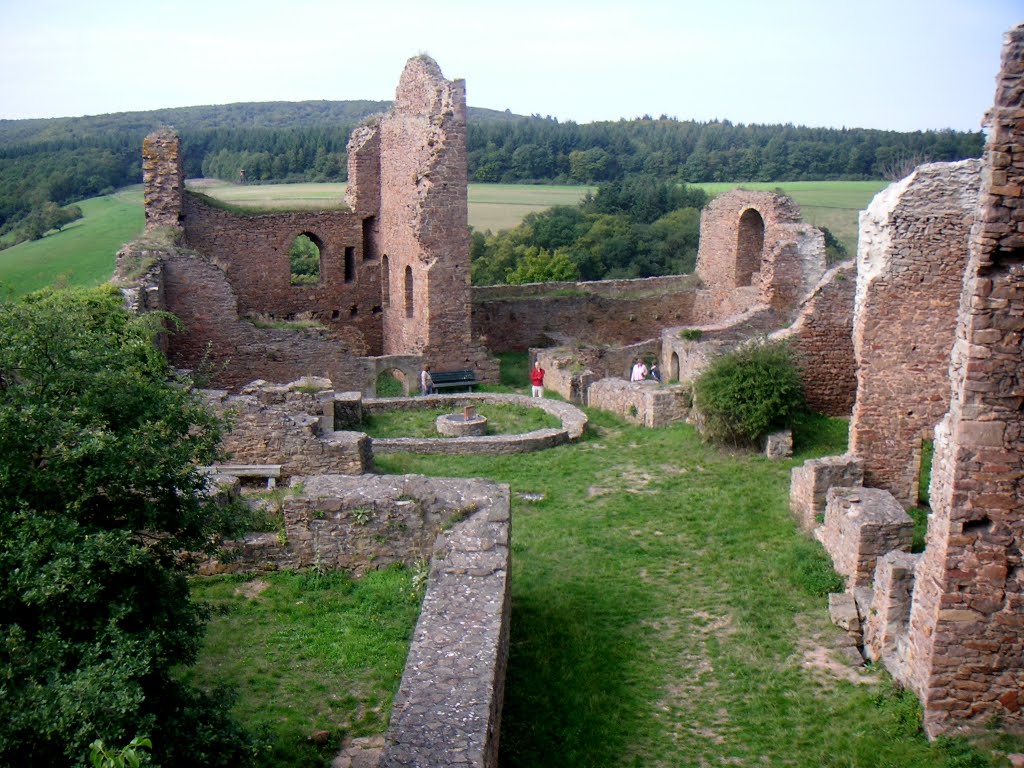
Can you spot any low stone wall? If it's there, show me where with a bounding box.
[789,455,864,533]
[205,379,371,478]
[533,342,659,403]
[472,275,701,352]
[382,479,511,767]
[200,473,512,766]
[586,378,692,428]
[365,393,587,455]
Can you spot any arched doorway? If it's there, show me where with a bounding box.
[735,208,765,287]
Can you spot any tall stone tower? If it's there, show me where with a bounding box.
[376,56,495,376]
[142,129,184,231]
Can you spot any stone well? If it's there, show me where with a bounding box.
[436,405,488,437]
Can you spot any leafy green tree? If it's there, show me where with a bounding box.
[505,247,579,284]
[0,287,257,767]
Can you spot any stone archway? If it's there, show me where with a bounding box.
[735,208,765,287]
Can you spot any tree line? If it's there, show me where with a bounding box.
[0,100,984,241]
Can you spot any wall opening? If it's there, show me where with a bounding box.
[735,208,765,287]
[381,255,390,305]
[404,265,414,319]
[670,352,680,383]
[289,233,322,285]
[362,217,377,260]
[376,368,407,397]
[344,246,356,283]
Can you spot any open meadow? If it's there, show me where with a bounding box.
[0,180,884,297]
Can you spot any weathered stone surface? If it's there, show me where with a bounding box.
[762,429,793,459]
[829,591,861,632]
[789,455,864,533]
[849,158,981,506]
[903,24,1024,738]
[380,481,511,768]
[585,377,691,428]
[863,550,919,667]
[819,486,913,588]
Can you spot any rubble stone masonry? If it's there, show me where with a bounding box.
[905,24,1024,737]
[849,160,981,505]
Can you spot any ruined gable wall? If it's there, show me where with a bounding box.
[181,195,383,354]
[773,261,857,417]
[905,24,1024,737]
[117,241,374,392]
[695,190,824,315]
[378,57,491,376]
[472,275,700,352]
[848,160,980,506]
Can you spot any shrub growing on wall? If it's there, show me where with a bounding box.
[693,340,805,446]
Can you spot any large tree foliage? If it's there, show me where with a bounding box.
[0,287,255,767]
[470,177,706,284]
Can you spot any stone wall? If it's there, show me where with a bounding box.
[135,56,498,391]
[376,56,496,381]
[695,190,826,315]
[142,129,183,231]
[773,261,857,417]
[181,193,383,354]
[205,378,371,478]
[381,477,510,768]
[472,275,700,352]
[848,159,981,505]
[534,342,660,403]
[585,378,692,428]
[204,473,512,766]
[904,24,1024,737]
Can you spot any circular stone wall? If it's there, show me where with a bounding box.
[436,413,488,437]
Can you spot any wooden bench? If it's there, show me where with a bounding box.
[430,370,480,392]
[202,464,283,489]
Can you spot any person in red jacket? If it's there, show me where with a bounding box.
[530,360,545,398]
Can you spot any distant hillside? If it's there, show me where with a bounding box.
[0,100,984,241]
[0,101,525,147]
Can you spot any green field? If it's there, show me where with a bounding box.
[0,179,886,297]
[0,187,144,297]
[189,179,595,233]
[694,180,889,257]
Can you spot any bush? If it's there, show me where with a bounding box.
[693,340,805,445]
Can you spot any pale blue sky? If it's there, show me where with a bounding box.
[0,0,1019,131]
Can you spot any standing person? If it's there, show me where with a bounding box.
[630,358,648,382]
[530,360,546,398]
[420,365,434,396]
[648,361,662,382]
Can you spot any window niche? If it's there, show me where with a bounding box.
[289,233,322,285]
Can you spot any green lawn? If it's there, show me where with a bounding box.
[0,186,144,297]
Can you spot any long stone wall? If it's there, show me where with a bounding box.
[472,275,701,352]
[181,194,383,354]
[849,159,980,505]
[904,25,1024,737]
[586,378,692,428]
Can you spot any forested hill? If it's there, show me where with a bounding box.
[0,99,984,240]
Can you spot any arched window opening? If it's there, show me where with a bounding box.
[670,352,680,383]
[375,368,407,397]
[404,266,414,319]
[735,209,765,287]
[289,233,321,285]
[344,246,355,283]
[381,255,390,305]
